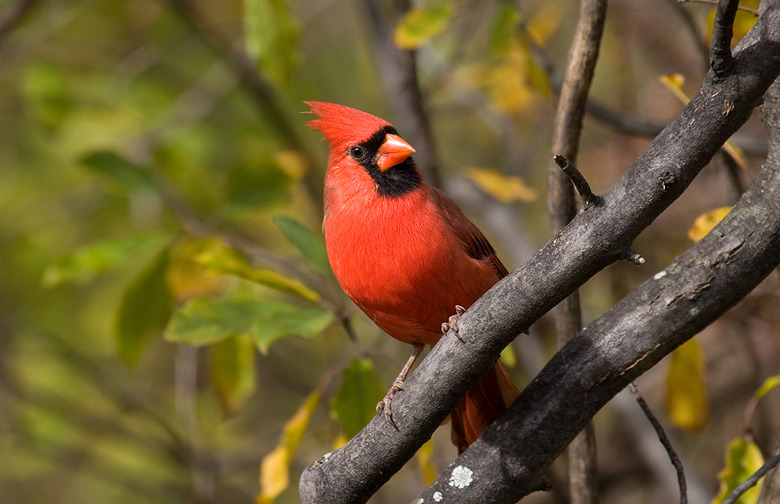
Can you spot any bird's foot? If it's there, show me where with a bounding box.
[376,378,405,429]
[441,305,467,342]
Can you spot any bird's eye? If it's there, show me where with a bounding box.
[349,146,366,160]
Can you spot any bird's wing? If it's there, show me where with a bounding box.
[430,186,509,279]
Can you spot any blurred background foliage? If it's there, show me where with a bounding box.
[0,0,778,503]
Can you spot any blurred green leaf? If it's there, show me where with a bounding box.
[331,358,385,439]
[42,234,169,287]
[116,247,175,367]
[489,2,521,55]
[21,63,72,130]
[211,334,257,416]
[712,437,764,504]
[225,161,292,210]
[244,0,300,88]
[193,239,321,302]
[164,298,333,353]
[273,215,330,275]
[79,150,158,193]
[666,338,709,431]
[394,2,454,50]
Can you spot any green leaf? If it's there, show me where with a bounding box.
[225,161,292,211]
[394,2,455,49]
[43,234,168,287]
[79,150,158,193]
[164,298,333,353]
[712,437,764,504]
[210,334,257,416]
[116,247,175,367]
[666,338,709,430]
[193,239,321,302]
[489,2,521,55]
[330,358,385,439]
[244,0,300,88]
[272,215,330,275]
[21,63,72,130]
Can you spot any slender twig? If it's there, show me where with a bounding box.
[362,0,441,186]
[629,383,688,504]
[723,452,780,504]
[553,155,600,208]
[710,0,740,79]
[621,248,646,266]
[163,0,321,200]
[547,2,607,503]
[679,0,760,16]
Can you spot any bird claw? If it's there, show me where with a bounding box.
[442,305,467,342]
[376,381,404,429]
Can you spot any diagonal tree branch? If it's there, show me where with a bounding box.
[299,3,780,503]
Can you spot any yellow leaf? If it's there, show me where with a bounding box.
[711,437,764,504]
[525,0,564,46]
[165,237,225,303]
[464,167,537,203]
[257,446,288,504]
[754,374,780,400]
[666,338,709,431]
[332,432,347,451]
[688,207,732,242]
[417,439,437,485]
[659,73,689,103]
[194,239,321,302]
[274,150,306,180]
[393,3,454,50]
[257,391,321,504]
[705,1,760,47]
[500,344,517,368]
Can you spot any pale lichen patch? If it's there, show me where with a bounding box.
[449,465,474,489]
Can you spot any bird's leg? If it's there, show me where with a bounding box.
[377,343,424,428]
[441,305,467,341]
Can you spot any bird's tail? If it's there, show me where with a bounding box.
[450,360,520,454]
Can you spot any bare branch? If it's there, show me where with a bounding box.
[362,0,441,186]
[710,0,740,79]
[629,383,688,504]
[724,452,780,504]
[679,0,760,16]
[553,155,600,209]
[164,0,321,199]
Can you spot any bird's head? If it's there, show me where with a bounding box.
[306,101,420,197]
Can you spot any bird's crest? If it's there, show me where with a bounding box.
[305,101,392,149]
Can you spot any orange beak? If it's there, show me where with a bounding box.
[376,134,416,172]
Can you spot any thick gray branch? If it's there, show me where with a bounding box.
[299,4,780,503]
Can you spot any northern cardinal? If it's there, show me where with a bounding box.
[306,101,520,453]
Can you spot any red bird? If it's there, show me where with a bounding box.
[306,101,519,453]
